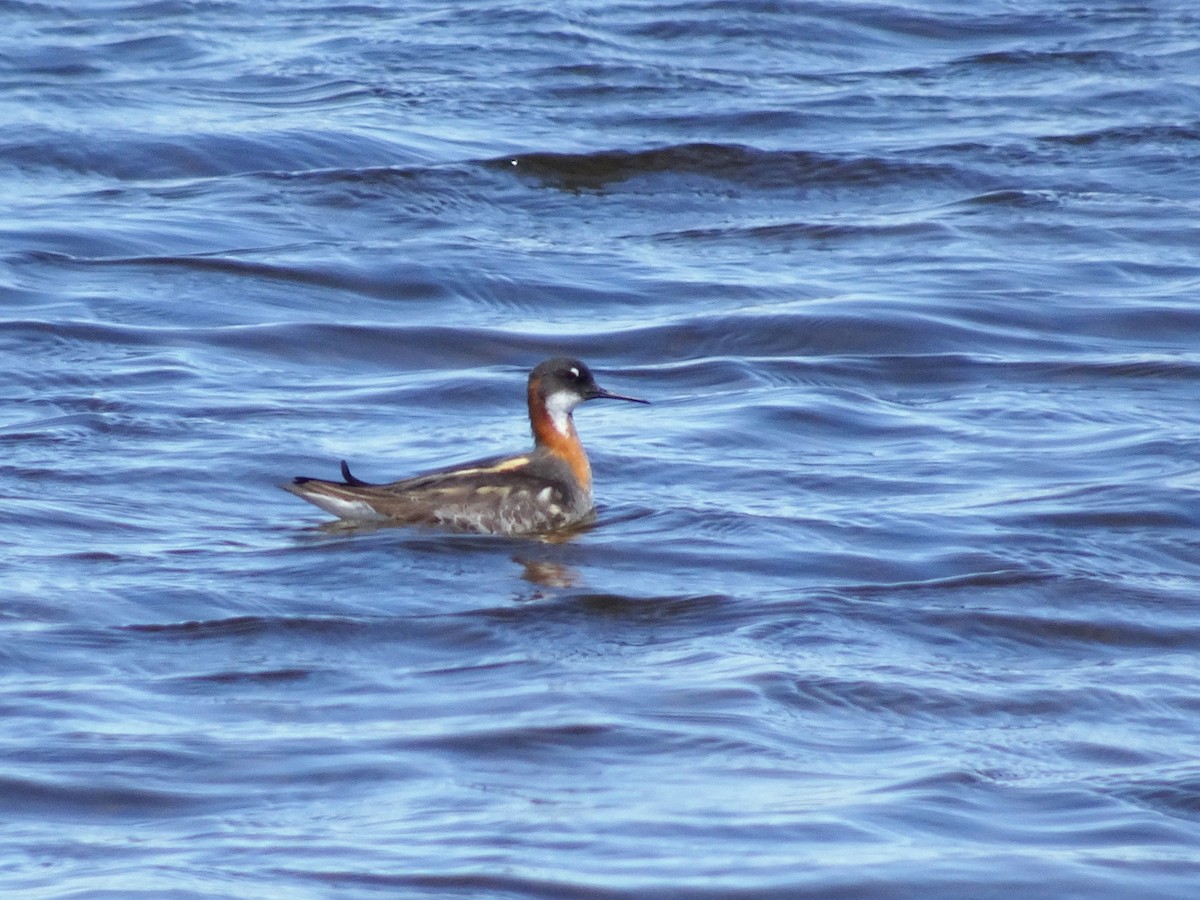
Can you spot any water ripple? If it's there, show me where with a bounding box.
[3,1,1200,897]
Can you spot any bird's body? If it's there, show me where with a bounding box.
[284,357,647,535]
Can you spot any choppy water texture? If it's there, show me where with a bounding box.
[3,2,1200,897]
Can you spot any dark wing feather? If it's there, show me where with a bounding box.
[339,459,372,486]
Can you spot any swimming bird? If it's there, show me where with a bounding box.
[284,357,648,535]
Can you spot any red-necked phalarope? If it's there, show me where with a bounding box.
[284,357,648,534]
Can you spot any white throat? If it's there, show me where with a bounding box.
[544,389,581,437]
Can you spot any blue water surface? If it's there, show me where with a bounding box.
[2,2,1200,897]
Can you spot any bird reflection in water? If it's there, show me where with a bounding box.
[515,556,579,590]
